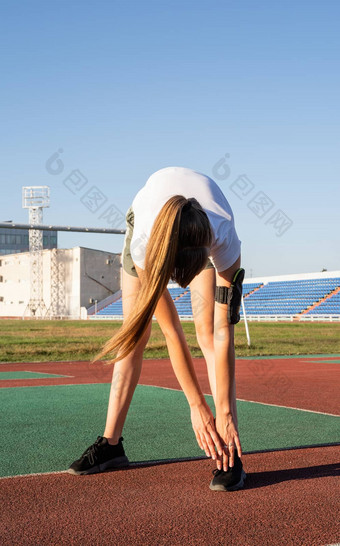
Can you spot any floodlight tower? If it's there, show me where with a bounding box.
[22,186,50,317]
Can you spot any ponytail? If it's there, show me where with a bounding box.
[95,195,188,364]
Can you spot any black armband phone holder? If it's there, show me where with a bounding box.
[215,267,245,324]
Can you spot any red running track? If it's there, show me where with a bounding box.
[0,446,339,545]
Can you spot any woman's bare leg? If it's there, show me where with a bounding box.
[103,269,151,444]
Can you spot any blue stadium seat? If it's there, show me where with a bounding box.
[93,278,340,318]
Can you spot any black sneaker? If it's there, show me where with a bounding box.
[209,452,246,491]
[68,436,129,475]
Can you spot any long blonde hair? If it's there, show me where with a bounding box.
[95,195,212,364]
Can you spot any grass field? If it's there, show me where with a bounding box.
[0,319,339,362]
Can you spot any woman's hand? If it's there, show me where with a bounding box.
[215,411,242,471]
[190,401,223,467]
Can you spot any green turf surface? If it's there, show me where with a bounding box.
[0,384,339,478]
[0,371,69,380]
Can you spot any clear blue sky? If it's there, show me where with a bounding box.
[1,0,339,277]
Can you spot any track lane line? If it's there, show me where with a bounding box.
[142,384,340,417]
[235,397,340,418]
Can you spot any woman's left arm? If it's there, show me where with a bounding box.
[214,256,243,471]
[154,289,223,462]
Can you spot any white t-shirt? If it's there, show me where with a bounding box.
[130,166,241,273]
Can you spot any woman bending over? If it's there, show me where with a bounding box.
[68,166,246,492]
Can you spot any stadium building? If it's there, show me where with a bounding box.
[0,247,121,319]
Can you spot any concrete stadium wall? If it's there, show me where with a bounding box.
[0,247,121,318]
[79,247,121,309]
